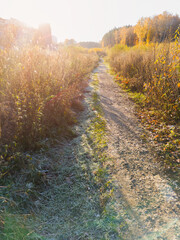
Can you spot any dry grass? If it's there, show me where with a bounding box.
[0,45,98,177]
[0,46,98,148]
[107,36,180,122]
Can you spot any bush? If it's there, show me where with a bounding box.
[107,32,180,121]
[88,48,106,57]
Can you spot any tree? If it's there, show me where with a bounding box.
[33,24,52,47]
[0,23,20,49]
[64,39,76,46]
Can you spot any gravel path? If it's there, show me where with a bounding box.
[96,60,180,240]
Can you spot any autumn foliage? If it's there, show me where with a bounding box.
[104,12,180,123]
[102,12,180,47]
[107,28,180,122]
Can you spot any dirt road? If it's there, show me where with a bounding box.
[33,60,179,240]
[96,60,180,240]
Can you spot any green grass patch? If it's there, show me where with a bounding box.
[128,92,146,104]
[0,213,43,240]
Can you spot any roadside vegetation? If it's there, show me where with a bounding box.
[0,43,99,239]
[0,45,98,171]
[105,26,180,172]
[0,69,123,239]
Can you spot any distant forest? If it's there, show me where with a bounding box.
[102,12,180,47]
[78,41,101,48]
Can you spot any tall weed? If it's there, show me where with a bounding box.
[0,45,98,173]
[107,34,180,121]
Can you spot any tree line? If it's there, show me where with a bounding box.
[102,12,180,47]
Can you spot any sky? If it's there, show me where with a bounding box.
[1,0,180,43]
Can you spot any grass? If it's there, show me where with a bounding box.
[19,71,124,240]
[0,212,43,240]
[0,45,98,164]
[115,80,147,106]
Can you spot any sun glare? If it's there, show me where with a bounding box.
[10,0,51,28]
[1,0,180,42]
[5,0,76,41]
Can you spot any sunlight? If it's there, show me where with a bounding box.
[9,0,57,28]
[2,0,180,42]
[3,0,85,42]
